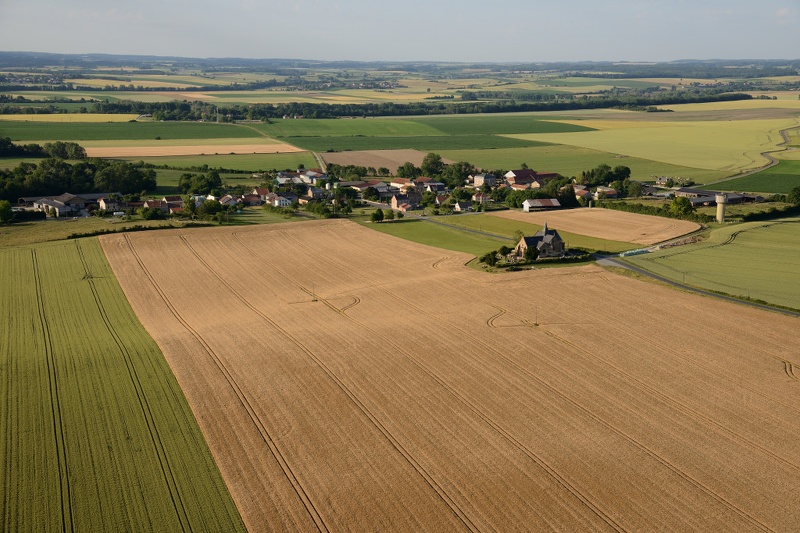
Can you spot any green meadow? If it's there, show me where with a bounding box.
[0,238,245,532]
[711,160,800,194]
[625,218,800,309]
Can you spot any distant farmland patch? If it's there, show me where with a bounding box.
[712,160,800,194]
[284,134,548,152]
[0,120,263,142]
[320,149,441,169]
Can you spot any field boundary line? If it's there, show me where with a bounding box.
[122,234,328,533]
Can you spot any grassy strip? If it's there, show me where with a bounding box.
[0,239,245,532]
[362,218,509,256]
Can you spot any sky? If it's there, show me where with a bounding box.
[0,0,797,63]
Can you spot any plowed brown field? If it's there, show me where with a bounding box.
[490,207,701,245]
[101,220,800,531]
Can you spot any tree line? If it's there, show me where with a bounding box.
[0,91,754,120]
[0,157,156,202]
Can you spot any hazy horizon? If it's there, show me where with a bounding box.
[0,0,798,64]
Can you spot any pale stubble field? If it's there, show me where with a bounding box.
[101,220,800,531]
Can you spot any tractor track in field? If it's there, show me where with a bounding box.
[383,291,773,532]
[240,229,624,531]
[122,234,329,533]
[540,328,800,475]
[217,233,479,532]
[74,241,192,533]
[31,249,75,533]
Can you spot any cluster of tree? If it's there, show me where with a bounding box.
[177,171,222,195]
[369,208,403,223]
[597,198,713,223]
[396,153,477,190]
[1,89,748,121]
[0,158,156,202]
[577,164,631,188]
[0,138,86,159]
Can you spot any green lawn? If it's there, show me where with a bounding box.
[0,238,245,532]
[624,218,800,309]
[363,218,510,256]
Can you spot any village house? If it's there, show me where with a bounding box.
[471,173,497,188]
[453,201,472,212]
[504,169,560,189]
[391,193,417,212]
[472,192,491,205]
[239,194,263,206]
[251,187,271,202]
[514,222,565,259]
[593,186,618,200]
[142,199,170,213]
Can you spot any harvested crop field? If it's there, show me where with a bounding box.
[320,148,451,169]
[490,207,700,245]
[101,220,800,531]
[85,143,305,158]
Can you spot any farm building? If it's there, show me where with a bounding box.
[504,169,560,188]
[453,201,472,212]
[522,198,561,212]
[514,222,565,258]
[472,173,497,187]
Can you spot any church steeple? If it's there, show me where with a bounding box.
[543,221,548,233]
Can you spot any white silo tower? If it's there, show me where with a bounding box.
[715,193,727,223]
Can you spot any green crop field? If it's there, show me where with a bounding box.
[711,160,800,194]
[0,238,245,532]
[254,118,445,137]
[411,115,595,135]
[624,218,800,309]
[0,121,263,142]
[284,134,548,152]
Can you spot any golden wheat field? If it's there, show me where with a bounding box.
[490,208,701,246]
[101,220,800,531]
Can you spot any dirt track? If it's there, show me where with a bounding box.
[101,220,800,531]
[491,207,700,245]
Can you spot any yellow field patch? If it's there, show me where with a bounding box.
[508,117,800,172]
[0,113,140,122]
[663,98,800,112]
